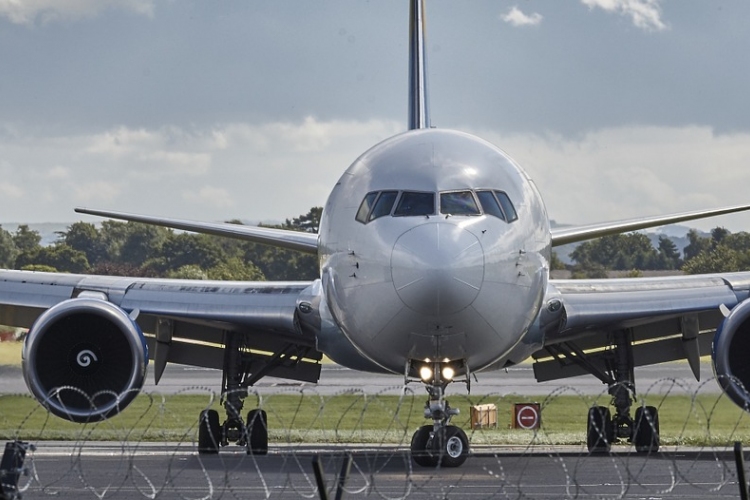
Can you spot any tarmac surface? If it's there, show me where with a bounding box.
[0,360,720,397]
[12,442,747,499]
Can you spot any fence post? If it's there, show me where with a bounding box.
[734,441,748,500]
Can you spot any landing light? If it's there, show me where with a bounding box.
[442,366,455,381]
[419,366,433,381]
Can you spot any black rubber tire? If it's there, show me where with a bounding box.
[246,409,269,455]
[198,409,221,454]
[634,406,660,453]
[410,425,437,467]
[435,426,469,468]
[587,406,612,453]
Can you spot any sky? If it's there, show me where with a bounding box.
[1,0,750,232]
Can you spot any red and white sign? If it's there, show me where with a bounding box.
[513,403,541,430]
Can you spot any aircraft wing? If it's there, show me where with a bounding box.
[75,207,319,254]
[532,272,750,383]
[551,204,750,246]
[0,269,322,385]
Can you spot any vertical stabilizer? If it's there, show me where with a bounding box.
[408,0,430,130]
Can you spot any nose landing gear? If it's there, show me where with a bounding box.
[408,360,470,467]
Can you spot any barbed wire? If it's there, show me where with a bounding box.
[0,377,749,499]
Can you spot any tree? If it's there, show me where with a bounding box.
[207,257,265,281]
[119,223,170,265]
[683,229,711,262]
[0,226,18,268]
[162,233,224,271]
[570,233,658,271]
[682,245,740,274]
[12,225,41,254]
[656,236,682,270]
[63,222,107,265]
[550,251,566,271]
[16,244,90,273]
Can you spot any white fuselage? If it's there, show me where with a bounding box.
[318,128,552,374]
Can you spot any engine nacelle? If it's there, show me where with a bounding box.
[713,298,750,411]
[22,298,148,423]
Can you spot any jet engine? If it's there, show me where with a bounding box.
[713,299,750,410]
[22,298,148,423]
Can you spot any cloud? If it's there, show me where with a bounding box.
[182,186,235,209]
[0,0,155,25]
[581,0,667,31]
[0,118,402,223]
[501,6,543,27]
[473,125,750,231]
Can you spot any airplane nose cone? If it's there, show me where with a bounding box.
[391,223,484,316]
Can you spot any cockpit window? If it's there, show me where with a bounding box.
[440,191,480,216]
[393,191,435,217]
[476,190,506,221]
[355,192,379,223]
[369,190,398,220]
[495,191,518,222]
[476,190,518,222]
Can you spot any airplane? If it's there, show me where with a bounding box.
[3,0,750,468]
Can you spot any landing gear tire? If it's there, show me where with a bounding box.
[587,406,612,453]
[246,409,269,455]
[433,426,469,468]
[198,409,221,454]
[410,425,437,467]
[634,406,659,453]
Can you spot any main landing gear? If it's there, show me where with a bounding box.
[197,331,319,455]
[408,360,470,467]
[554,330,660,453]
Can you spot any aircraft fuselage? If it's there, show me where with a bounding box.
[319,128,551,374]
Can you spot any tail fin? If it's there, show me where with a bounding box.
[408,0,430,130]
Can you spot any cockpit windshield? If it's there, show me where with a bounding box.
[440,191,480,216]
[355,189,517,223]
[394,191,435,217]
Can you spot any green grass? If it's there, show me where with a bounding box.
[1,391,748,447]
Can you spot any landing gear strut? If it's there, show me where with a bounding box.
[408,361,470,467]
[546,329,660,453]
[582,330,660,453]
[197,331,318,455]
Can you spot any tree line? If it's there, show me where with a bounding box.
[563,227,750,277]
[0,208,321,281]
[1,211,748,280]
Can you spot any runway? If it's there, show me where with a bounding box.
[0,360,719,397]
[13,442,745,499]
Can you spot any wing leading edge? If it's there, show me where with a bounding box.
[551,203,750,247]
[75,207,319,254]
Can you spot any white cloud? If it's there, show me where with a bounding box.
[581,0,667,31]
[182,186,235,209]
[473,125,750,231]
[0,0,155,25]
[71,180,121,204]
[0,118,402,223]
[501,6,543,27]
[9,119,749,232]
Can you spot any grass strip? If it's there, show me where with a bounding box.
[1,390,748,447]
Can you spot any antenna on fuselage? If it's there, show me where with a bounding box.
[408,0,431,130]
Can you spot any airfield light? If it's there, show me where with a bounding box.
[442,366,455,381]
[419,366,433,382]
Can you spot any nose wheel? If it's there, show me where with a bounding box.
[408,359,471,467]
[410,425,469,468]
